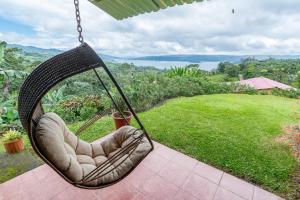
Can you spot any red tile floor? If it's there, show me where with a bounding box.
[0,141,283,200]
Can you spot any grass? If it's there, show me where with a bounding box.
[0,94,298,197]
[0,136,42,183]
[70,94,299,197]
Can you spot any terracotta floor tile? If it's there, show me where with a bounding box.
[158,161,192,187]
[1,192,40,200]
[152,141,162,150]
[52,185,98,200]
[154,144,179,160]
[124,162,156,189]
[139,152,169,173]
[32,164,55,182]
[26,172,69,200]
[253,187,283,200]
[182,174,218,200]
[0,143,283,200]
[139,175,179,200]
[171,152,198,170]
[173,189,199,200]
[0,171,40,199]
[95,181,140,200]
[219,173,254,200]
[193,162,223,184]
[214,187,245,200]
[0,187,4,200]
[132,192,154,200]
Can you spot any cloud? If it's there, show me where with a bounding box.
[0,0,300,56]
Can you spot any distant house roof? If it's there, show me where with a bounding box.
[89,0,202,20]
[238,77,293,90]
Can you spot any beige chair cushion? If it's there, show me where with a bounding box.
[35,112,151,186]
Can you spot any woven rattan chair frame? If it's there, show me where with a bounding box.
[18,42,153,189]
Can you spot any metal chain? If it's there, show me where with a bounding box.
[74,0,84,44]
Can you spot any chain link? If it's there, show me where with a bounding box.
[74,0,84,44]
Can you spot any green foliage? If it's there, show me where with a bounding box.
[51,95,103,122]
[218,58,300,88]
[271,88,300,99]
[2,130,22,143]
[0,96,20,132]
[167,65,204,78]
[224,63,240,77]
[43,85,75,108]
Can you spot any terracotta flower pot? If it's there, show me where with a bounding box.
[112,111,132,129]
[4,138,24,154]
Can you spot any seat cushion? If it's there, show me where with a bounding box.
[35,112,151,186]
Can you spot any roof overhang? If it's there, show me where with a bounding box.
[88,0,203,20]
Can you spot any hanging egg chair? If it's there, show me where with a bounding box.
[17,0,154,189]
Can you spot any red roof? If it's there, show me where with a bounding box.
[238,77,293,90]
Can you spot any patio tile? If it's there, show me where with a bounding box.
[154,144,179,160]
[0,171,40,199]
[173,189,199,200]
[95,181,140,200]
[132,192,155,200]
[139,152,169,173]
[171,152,198,170]
[0,186,4,200]
[214,187,245,200]
[158,160,192,187]
[124,162,156,189]
[219,173,254,200]
[52,185,98,200]
[193,162,223,184]
[0,142,283,200]
[253,187,283,200]
[182,173,218,200]
[27,171,69,200]
[152,140,162,149]
[139,174,179,200]
[32,164,55,181]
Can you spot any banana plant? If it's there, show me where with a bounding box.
[0,96,20,132]
[43,85,75,108]
[168,66,203,78]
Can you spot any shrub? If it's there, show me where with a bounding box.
[167,65,204,78]
[2,130,22,143]
[272,88,300,99]
[0,96,20,132]
[52,95,104,122]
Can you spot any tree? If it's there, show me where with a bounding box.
[0,69,28,100]
[0,42,28,100]
[0,41,5,64]
[224,63,240,77]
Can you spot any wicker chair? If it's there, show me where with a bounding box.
[18,43,153,189]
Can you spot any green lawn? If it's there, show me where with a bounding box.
[0,136,42,183]
[70,94,298,196]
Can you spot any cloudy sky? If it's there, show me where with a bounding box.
[0,0,300,56]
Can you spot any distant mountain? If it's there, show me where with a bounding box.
[7,44,63,56]
[133,54,300,63]
[7,43,123,61]
[8,43,300,64]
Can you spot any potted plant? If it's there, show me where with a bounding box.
[2,129,24,154]
[112,96,132,129]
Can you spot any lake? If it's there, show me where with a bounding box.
[112,59,219,71]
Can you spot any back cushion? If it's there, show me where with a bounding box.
[35,112,84,182]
